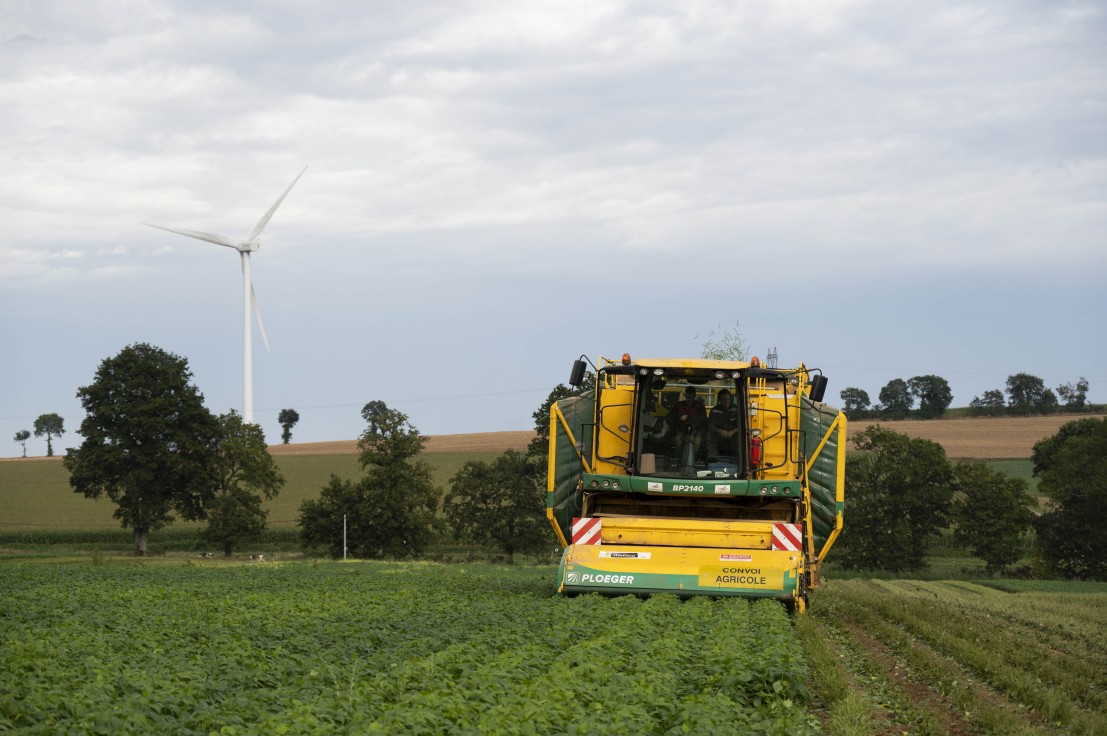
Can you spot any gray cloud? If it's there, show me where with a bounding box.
[1,0,1104,447]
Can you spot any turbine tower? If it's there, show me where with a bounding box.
[145,167,306,424]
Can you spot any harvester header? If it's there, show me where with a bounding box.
[547,353,845,612]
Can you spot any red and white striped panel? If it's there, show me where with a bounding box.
[571,517,602,545]
[771,523,802,551]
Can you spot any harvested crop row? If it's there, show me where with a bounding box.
[825,580,1107,736]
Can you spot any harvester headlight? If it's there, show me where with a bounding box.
[731,372,741,378]
[618,424,629,433]
[714,371,725,379]
[771,485,779,494]
[590,480,599,489]
[612,481,620,490]
[602,480,610,488]
[751,429,762,437]
[652,368,664,375]
[639,368,649,375]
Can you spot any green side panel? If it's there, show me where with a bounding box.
[801,396,842,557]
[549,390,596,543]
[556,552,798,600]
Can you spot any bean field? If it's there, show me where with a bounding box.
[1,560,813,735]
[3,560,1105,735]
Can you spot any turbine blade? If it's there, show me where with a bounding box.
[251,282,271,352]
[247,166,307,242]
[144,223,239,249]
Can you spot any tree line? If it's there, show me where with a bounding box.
[59,342,556,562]
[58,341,1105,579]
[13,406,303,459]
[836,418,1107,580]
[839,373,1091,420]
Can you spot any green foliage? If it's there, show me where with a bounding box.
[877,378,913,419]
[64,343,220,555]
[0,562,817,735]
[299,402,439,558]
[13,429,30,457]
[1005,372,1057,414]
[968,389,1006,416]
[1056,377,1089,411]
[443,450,548,562]
[32,412,65,457]
[698,320,749,361]
[907,374,953,419]
[1033,417,1107,580]
[837,426,953,572]
[358,400,426,467]
[1031,415,1103,476]
[278,407,300,444]
[202,411,285,556]
[838,387,870,420]
[949,461,1035,574]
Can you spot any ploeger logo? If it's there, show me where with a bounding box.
[565,572,580,584]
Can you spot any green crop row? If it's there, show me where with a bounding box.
[821,580,1107,736]
[0,560,817,735]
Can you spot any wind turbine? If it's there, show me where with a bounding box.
[145,167,306,425]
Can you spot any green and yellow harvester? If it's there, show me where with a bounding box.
[547,354,846,612]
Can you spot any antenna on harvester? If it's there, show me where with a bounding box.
[767,347,778,368]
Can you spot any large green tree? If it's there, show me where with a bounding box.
[278,408,300,444]
[64,343,220,555]
[1033,418,1107,580]
[950,461,1035,574]
[13,430,30,458]
[877,378,913,419]
[836,426,954,572]
[908,375,953,419]
[299,401,439,558]
[33,413,65,457]
[838,387,871,420]
[1005,373,1058,414]
[202,411,285,557]
[444,450,548,563]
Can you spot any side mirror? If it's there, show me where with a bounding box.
[809,375,828,403]
[568,359,587,387]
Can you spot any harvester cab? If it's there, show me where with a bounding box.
[546,354,846,612]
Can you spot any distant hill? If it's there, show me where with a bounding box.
[266,430,533,457]
[846,413,1105,459]
[6,416,1104,463]
[264,414,1104,461]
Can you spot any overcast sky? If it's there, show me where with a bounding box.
[2,0,1105,454]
